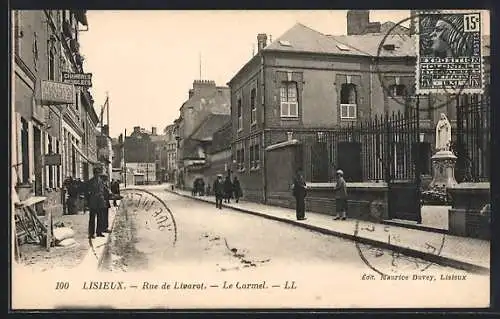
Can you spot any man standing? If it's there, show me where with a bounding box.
[111,179,121,207]
[333,169,348,220]
[213,174,224,209]
[85,166,107,238]
[292,168,307,221]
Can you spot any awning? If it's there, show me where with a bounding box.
[72,142,99,165]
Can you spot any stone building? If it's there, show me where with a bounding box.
[12,10,98,212]
[175,80,230,189]
[163,124,178,182]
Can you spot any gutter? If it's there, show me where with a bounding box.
[261,52,267,203]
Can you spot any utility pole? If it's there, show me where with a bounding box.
[123,128,127,188]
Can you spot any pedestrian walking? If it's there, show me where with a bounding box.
[213,174,224,209]
[84,166,108,238]
[223,175,233,203]
[333,169,348,220]
[232,176,243,203]
[292,168,307,221]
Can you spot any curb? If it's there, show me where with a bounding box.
[166,188,489,275]
[96,206,120,270]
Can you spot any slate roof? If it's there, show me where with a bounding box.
[264,23,368,56]
[264,22,490,58]
[189,114,231,142]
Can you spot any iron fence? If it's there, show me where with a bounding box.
[297,106,420,183]
[453,95,490,182]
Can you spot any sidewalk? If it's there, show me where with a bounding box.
[166,185,490,274]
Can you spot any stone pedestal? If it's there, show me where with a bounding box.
[429,150,458,190]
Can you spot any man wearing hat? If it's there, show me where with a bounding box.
[292,168,307,221]
[333,169,348,220]
[84,165,108,238]
[213,174,225,209]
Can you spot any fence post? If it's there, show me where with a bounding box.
[385,112,391,183]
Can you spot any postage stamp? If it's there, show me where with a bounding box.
[415,10,484,94]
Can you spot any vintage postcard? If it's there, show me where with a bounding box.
[10,9,491,310]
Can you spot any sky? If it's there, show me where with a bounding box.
[78,10,490,138]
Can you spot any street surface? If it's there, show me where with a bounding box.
[94,185,489,308]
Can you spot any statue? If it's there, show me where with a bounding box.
[435,113,451,152]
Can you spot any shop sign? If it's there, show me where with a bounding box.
[41,80,75,105]
[62,72,92,87]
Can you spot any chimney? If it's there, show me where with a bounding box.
[188,89,194,99]
[257,34,268,52]
[151,127,157,135]
[347,10,369,35]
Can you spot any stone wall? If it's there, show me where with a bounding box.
[448,182,490,240]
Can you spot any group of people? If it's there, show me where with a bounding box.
[83,166,122,239]
[292,168,348,221]
[63,177,85,215]
[212,174,243,209]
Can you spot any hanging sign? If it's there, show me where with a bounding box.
[62,72,92,87]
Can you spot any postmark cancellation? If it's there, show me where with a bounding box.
[415,10,485,95]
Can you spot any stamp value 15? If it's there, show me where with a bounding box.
[416,10,484,95]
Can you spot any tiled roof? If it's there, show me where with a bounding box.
[264,22,491,58]
[190,114,231,142]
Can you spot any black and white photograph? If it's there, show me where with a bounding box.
[10,9,491,310]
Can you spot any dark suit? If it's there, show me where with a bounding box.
[292,174,307,220]
[85,176,107,237]
[213,178,225,209]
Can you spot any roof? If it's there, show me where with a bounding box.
[333,33,414,57]
[190,114,231,142]
[264,23,369,57]
[150,135,168,143]
[265,22,490,58]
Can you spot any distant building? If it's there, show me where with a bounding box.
[175,80,230,189]
[163,124,178,182]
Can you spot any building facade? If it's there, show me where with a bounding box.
[163,124,178,182]
[12,10,97,211]
[120,126,157,184]
[227,13,490,206]
[175,80,230,189]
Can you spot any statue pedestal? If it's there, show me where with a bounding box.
[429,150,458,190]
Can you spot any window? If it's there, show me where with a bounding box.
[237,97,242,131]
[236,142,245,171]
[56,140,60,187]
[280,82,298,118]
[33,32,39,71]
[20,117,30,184]
[250,88,257,125]
[340,83,357,120]
[249,136,260,169]
[48,47,55,81]
[389,84,407,97]
[75,91,79,111]
[48,136,54,188]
